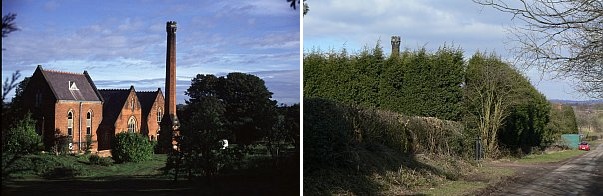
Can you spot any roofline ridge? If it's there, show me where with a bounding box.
[44,69,84,75]
[98,88,130,91]
[136,90,159,93]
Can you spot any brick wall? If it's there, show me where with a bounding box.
[54,101,102,152]
[147,94,164,141]
[114,90,143,135]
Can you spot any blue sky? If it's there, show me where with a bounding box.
[2,0,301,104]
[303,0,594,101]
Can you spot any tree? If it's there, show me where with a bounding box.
[220,73,278,145]
[287,0,308,15]
[1,12,20,102]
[498,83,550,154]
[3,113,41,154]
[184,73,277,146]
[545,104,579,144]
[284,104,300,152]
[474,0,603,98]
[2,13,19,38]
[2,76,28,152]
[464,53,523,157]
[179,96,232,180]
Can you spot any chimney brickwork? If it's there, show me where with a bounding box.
[163,21,180,149]
[391,36,401,57]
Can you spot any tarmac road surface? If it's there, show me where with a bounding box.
[491,143,603,196]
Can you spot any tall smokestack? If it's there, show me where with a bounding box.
[164,21,180,149]
[391,35,400,57]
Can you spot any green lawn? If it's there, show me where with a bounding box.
[2,153,169,180]
[516,150,587,164]
[2,151,299,195]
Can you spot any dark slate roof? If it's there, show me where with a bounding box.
[98,88,132,125]
[136,89,163,118]
[38,65,103,101]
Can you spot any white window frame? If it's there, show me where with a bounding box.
[67,111,73,136]
[86,111,92,135]
[128,116,136,133]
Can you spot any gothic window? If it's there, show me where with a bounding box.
[35,90,42,107]
[86,111,92,135]
[157,107,163,123]
[67,111,73,136]
[128,116,136,133]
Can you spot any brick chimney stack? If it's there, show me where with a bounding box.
[164,21,180,149]
[391,36,401,57]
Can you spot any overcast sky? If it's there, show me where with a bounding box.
[2,0,300,104]
[303,0,594,101]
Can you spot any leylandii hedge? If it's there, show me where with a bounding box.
[111,132,153,163]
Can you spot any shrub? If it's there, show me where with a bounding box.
[4,113,41,154]
[88,154,113,166]
[85,134,94,154]
[2,154,87,179]
[111,132,154,163]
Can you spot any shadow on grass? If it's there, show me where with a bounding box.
[3,168,298,196]
[303,98,462,195]
[3,152,299,196]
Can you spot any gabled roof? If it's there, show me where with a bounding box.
[136,88,163,118]
[35,65,103,101]
[99,86,135,124]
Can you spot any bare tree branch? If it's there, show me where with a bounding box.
[475,0,603,98]
[2,71,21,103]
[2,13,19,38]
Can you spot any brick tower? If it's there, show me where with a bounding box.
[391,36,400,57]
[163,21,180,150]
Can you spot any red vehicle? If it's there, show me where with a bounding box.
[579,142,590,151]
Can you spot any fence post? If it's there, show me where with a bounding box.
[475,136,482,164]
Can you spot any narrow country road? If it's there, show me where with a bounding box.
[491,143,603,195]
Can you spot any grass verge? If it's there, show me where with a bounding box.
[416,163,515,195]
[516,150,587,164]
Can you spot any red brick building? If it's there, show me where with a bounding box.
[22,65,104,152]
[136,89,164,142]
[21,21,179,153]
[22,66,165,153]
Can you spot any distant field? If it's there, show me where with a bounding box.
[572,103,603,140]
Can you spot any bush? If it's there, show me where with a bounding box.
[4,113,41,154]
[111,132,154,163]
[88,154,113,166]
[2,153,87,179]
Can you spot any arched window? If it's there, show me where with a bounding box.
[86,111,92,135]
[67,111,73,136]
[157,107,163,123]
[128,116,136,133]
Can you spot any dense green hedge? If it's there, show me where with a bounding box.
[304,44,464,121]
[305,42,557,159]
[304,98,465,171]
[111,132,154,163]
